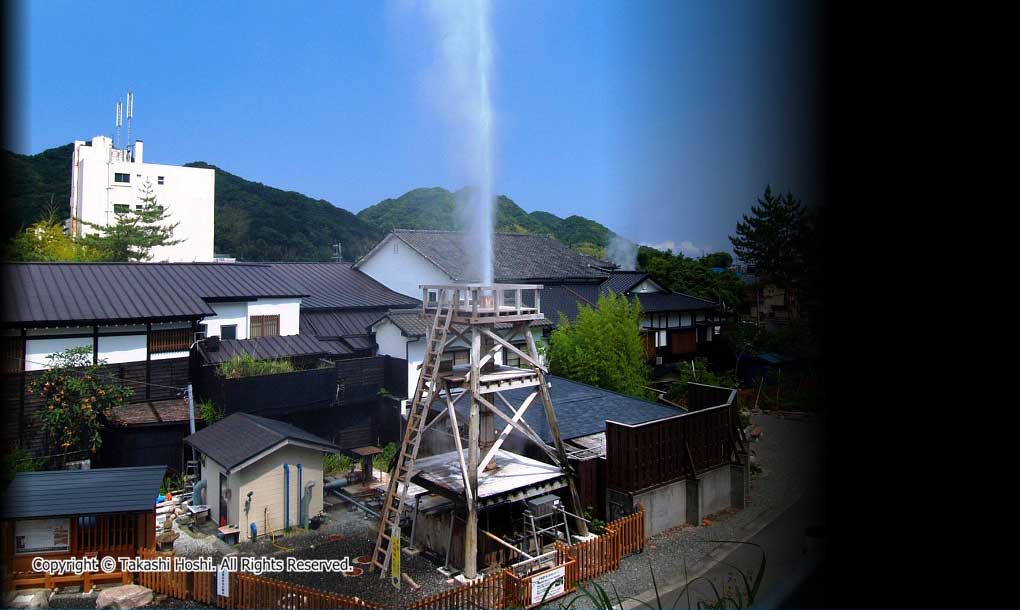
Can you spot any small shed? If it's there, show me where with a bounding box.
[183,413,340,541]
[1,465,165,591]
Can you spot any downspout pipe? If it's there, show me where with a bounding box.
[193,479,207,506]
[297,464,303,528]
[283,464,290,530]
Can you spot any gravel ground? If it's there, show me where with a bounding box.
[46,590,209,609]
[554,412,826,606]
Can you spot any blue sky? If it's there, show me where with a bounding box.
[8,1,822,257]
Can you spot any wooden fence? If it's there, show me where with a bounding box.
[129,509,645,609]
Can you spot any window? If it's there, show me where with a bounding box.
[114,173,130,183]
[441,349,469,367]
[654,330,667,348]
[113,204,130,214]
[504,343,527,368]
[157,176,165,185]
[220,325,237,340]
[149,328,192,354]
[135,204,144,211]
[249,315,280,338]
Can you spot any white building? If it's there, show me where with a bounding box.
[69,136,215,262]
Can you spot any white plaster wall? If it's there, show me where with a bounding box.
[631,279,664,293]
[205,302,248,339]
[248,298,301,336]
[357,235,452,298]
[97,334,147,364]
[373,321,409,360]
[25,336,91,370]
[70,137,214,262]
[406,339,426,401]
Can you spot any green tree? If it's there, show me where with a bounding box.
[665,357,738,403]
[701,251,734,269]
[729,186,808,287]
[80,180,182,261]
[3,216,108,262]
[548,292,650,399]
[25,347,132,463]
[637,246,745,309]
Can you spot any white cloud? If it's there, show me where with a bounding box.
[642,240,676,252]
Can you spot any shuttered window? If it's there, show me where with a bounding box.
[2,336,24,374]
[250,315,280,338]
[149,328,192,354]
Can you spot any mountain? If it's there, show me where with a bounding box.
[184,162,382,262]
[357,187,614,254]
[4,144,617,261]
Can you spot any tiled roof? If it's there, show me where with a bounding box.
[184,413,339,471]
[267,263,419,310]
[111,398,198,426]
[1,262,305,327]
[539,284,601,325]
[633,292,718,312]
[374,308,552,338]
[1,466,166,519]
[430,375,682,443]
[600,271,650,295]
[196,334,345,364]
[367,230,610,282]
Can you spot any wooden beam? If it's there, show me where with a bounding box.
[480,327,547,372]
[475,392,560,465]
[442,388,473,504]
[477,390,539,473]
[464,327,481,579]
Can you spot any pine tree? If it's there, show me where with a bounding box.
[729,185,808,287]
[81,180,182,261]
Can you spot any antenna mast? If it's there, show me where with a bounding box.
[126,91,134,148]
[115,100,123,148]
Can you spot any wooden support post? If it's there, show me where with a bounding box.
[464,327,481,579]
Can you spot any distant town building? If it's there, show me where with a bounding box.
[68,136,215,262]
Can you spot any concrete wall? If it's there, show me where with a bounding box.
[628,462,741,538]
[237,445,324,540]
[357,234,452,299]
[71,136,215,262]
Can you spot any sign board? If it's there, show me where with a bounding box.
[529,565,566,606]
[217,567,230,597]
[390,525,401,589]
[15,518,70,554]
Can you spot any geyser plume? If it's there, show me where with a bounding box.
[423,0,495,284]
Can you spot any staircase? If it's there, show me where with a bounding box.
[371,289,456,577]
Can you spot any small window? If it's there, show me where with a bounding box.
[249,315,280,338]
[220,325,237,340]
[114,173,130,183]
[654,330,667,347]
[135,204,144,211]
[113,204,130,214]
[157,176,165,185]
[504,343,526,368]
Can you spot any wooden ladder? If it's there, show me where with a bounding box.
[371,288,456,577]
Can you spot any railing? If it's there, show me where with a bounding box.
[410,570,509,610]
[421,284,544,324]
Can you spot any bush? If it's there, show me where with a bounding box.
[373,442,398,473]
[219,354,294,379]
[196,400,225,424]
[324,453,355,477]
[665,358,738,404]
[1,447,40,486]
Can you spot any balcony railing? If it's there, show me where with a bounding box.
[421,283,544,324]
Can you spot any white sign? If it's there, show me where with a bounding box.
[15,518,70,555]
[530,565,566,606]
[217,567,230,597]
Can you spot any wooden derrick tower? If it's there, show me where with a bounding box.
[370,284,588,580]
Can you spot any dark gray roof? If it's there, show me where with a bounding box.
[1,263,306,327]
[1,465,166,519]
[539,284,601,325]
[184,413,340,471]
[197,334,345,365]
[633,292,718,313]
[268,263,419,310]
[374,308,552,338]
[365,230,610,282]
[300,308,398,340]
[430,375,682,443]
[600,271,651,295]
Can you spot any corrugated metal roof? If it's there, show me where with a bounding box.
[197,334,344,364]
[0,465,166,519]
[300,308,396,339]
[1,262,307,327]
[374,230,610,282]
[633,292,718,313]
[184,413,339,471]
[429,376,682,443]
[268,263,420,310]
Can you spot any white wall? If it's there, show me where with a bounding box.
[357,234,452,298]
[70,136,215,262]
[96,335,147,364]
[204,298,301,340]
[25,336,92,371]
[248,298,300,336]
[205,302,248,340]
[631,278,664,293]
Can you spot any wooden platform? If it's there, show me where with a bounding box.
[421,284,545,325]
[411,449,568,508]
[438,363,540,392]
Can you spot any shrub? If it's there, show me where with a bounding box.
[196,400,225,424]
[665,358,738,404]
[219,354,294,379]
[324,453,355,477]
[1,447,40,486]
[373,442,398,473]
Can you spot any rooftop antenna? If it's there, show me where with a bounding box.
[115,99,123,148]
[126,91,134,149]
[331,242,342,262]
